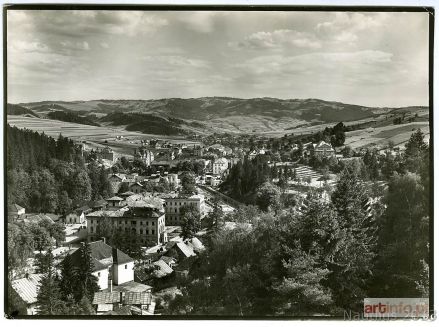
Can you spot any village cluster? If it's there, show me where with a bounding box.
[7,134,398,316]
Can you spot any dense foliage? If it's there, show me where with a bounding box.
[7,125,111,212]
[101,112,187,135]
[167,129,430,316]
[47,110,99,126]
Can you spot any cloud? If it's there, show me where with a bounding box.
[8,11,168,39]
[141,55,209,68]
[176,12,218,33]
[232,50,395,86]
[230,29,322,50]
[315,12,387,45]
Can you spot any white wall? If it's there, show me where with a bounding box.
[93,268,109,290]
[113,262,134,285]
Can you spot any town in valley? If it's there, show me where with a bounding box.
[5,9,431,318]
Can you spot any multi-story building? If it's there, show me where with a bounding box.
[312,141,335,158]
[213,157,229,175]
[97,146,115,162]
[86,204,167,245]
[164,194,205,225]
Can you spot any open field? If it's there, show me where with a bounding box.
[7,115,200,156]
[344,122,430,150]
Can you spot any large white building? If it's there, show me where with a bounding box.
[164,194,206,225]
[86,196,167,245]
[212,157,229,175]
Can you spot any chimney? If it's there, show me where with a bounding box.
[108,278,113,292]
[101,237,106,244]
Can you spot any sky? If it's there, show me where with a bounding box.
[7,10,430,107]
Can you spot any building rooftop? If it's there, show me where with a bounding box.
[106,196,124,201]
[11,274,43,304]
[69,240,133,272]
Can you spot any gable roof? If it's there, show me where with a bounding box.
[188,237,205,252]
[69,241,133,272]
[175,241,196,258]
[153,259,173,277]
[11,274,43,304]
[314,140,333,149]
[93,291,121,304]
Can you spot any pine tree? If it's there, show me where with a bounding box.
[73,243,100,302]
[329,164,377,311]
[36,249,65,315]
[59,254,76,300]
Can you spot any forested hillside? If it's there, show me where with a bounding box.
[47,110,99,126]
[7,104,39,117]
[6,125,112,214]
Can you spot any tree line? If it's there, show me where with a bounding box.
[167,129,430,316]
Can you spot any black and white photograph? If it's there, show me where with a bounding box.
[3,3,434,320]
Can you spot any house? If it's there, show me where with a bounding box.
[166,240,196,259]
[86,204,167,245]
[97,146,115,162]
[193,145,204,156]
[129,182,143,194]
[167,173,179,189]
[106,196,124,208]
[312,141,335,158]
[92,290,152,315]
[109,173,126,183]
[68,240,135,290]
[64,206,90,224]
[8,203,25,220]
[152,259,174,278]
[11,274,43,315]
[163,194,206,225]
[212,157,229,175]
[247,149,266,160]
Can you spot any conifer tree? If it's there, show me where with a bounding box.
[73,243,100,302]
[36,249,65,315]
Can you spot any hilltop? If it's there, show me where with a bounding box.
[12,97,428,135]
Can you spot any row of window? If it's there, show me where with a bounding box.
[88,219,157,226]
[90,226,157,234]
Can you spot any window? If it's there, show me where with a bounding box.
[146,230,149,234]
[152,222,155,226]
[140,230,143,234]
[152,230,155,235]
[90,226,93,233]
[132,221,136,225]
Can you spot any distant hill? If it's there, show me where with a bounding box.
[47,110,100,127]
[7,104,39,117]
[15,98,428,134]
[101,112,188,136]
